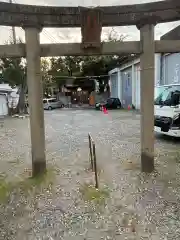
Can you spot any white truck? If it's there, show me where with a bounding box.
[154,84,180,137]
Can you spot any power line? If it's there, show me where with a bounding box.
[13,0,60,44]
[10,0,51,43]
[10,0,69,45]
[14,26,58,44]
[43,29,59,43]
[52,75,109,79]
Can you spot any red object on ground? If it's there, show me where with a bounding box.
[103,106,108,114]
[128,104,131,110]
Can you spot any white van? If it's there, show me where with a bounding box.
[154,84,180,137]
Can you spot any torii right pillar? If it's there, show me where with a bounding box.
[138,23,155,173]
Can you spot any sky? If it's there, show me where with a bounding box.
[0,0,180,44]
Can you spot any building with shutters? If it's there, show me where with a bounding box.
[108,25,180,110]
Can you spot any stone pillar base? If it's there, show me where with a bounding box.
[141,152,154,173]
[32,160,46,177]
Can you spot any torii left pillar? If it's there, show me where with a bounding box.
[25,27,46,177]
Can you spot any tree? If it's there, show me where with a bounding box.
[47,29,129,94]
[64,56,82,77]
[49,57,67,90]
[0,38,28,114]
[80,30,128,93]
[49,56,82,90]
[81,30,127,77]
[41,58,52,96]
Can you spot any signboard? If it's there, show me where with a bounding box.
[81,8,102,49]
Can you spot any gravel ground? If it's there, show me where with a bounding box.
[0,109,180,240]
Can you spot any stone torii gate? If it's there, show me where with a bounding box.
[1,0,180,176]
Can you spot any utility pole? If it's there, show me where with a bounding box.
[9,0,16,44]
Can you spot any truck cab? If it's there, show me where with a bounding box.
[154,84,180,137]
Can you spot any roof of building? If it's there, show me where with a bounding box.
[0,84,17,92]
[110,25,180,70]
[107,23,180,75]
[160,25,180,40]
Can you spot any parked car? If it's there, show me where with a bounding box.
[43,98,64,110]
[95,97,122,110]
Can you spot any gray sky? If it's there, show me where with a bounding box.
[1,0,180,44]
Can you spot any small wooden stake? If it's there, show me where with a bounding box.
[88,133,94,171]
[92,141,98,189]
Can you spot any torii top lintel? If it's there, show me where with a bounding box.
[0,0,180,28]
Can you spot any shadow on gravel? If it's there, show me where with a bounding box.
[155,133,180,144]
